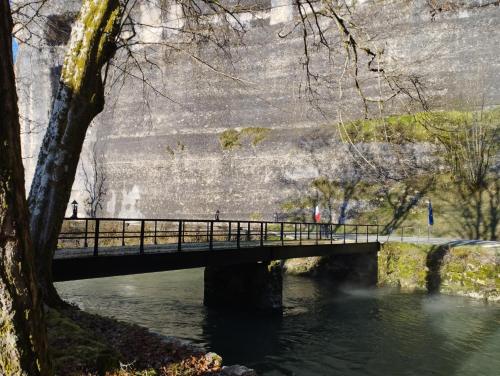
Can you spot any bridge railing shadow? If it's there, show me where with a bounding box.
[58,218,380,256]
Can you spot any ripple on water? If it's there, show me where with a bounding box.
[56,270,500,376]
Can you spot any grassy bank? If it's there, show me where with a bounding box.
[378,242,499,301]
[284,242,499,302]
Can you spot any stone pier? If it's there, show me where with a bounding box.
[204,261,283,314]
[284,252,379,287]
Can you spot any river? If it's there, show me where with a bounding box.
[56,269,500,376]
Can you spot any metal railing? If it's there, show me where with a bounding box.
[384,225,435,243]
[58,217,380,256]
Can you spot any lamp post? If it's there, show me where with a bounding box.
[71,200,78,219]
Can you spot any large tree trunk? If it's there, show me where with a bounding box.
[28,0,121,307]
[0,1,52,374]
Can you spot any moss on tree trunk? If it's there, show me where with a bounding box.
[27,0,121,307]
[0,1,52,373]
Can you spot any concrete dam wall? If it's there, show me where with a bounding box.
[15,0,500,220]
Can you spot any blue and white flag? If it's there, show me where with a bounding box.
[428,201,434,226]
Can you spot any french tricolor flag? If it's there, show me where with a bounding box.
[314,205,321,223]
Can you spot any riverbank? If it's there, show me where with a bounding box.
[55,270,500,376]
[284,242,499,302]
[51,242,497,374]
[46,305,256,375]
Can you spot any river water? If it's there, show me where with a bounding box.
[56,269,500,376]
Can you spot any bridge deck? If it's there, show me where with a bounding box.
[54,237,365,259]
[53,241,379,282]
[53,243,379,281]
[54,218,381,281]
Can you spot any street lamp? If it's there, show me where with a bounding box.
[71,200,78,219]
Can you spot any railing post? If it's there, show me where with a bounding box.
[140,220,145,254]
[367,225,369,242]
[209,221,214,250]
[319,224,322,240]
[299,223,302,245]
[307,224,310,240]
[376,225,379,242]
[330,224,333,244]
[401,226,404,241]
[260,222,264,247]
[316,224,319,245]
[206,222,209,242]
[178,220,182,251]
[154,220,157,245]
[294,223,297,240]
[247,222,251,241]
[182,221,185,243]
[265,222,268,241]
[237,221,241,249]
[343,224,346,244]
[84,219,88,248]
[228,221,232,242]
[355,225,358,243]
[93,219,100,257]
[280,222,284,246]
[121,220,125,246]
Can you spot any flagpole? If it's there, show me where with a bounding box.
[427,199,433,241]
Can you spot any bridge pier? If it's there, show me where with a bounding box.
[204,261,282,314]
[325,252,378,287]
[284,251,378,287]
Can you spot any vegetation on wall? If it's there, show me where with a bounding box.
[282,108,499,240]
[241,127,271,146]
[220,129,241,150]
[340,113,433,144]
[219,127,271,150]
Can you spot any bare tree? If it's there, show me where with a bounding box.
[0,1,52,373]
[23,0,255,306]
[312,176,364,225]
[421,106,499,239]
[377,176,435,235]
[27,0,123,307]
[81,141,108,218]
[19,0,432,306]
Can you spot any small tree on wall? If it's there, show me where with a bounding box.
[428,110,499,240]
[312,176,364,225]
[81,141,107,218]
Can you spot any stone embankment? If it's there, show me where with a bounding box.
[284,242,499,302]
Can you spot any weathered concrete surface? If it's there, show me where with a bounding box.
[15,0,500,219]
[204,261,283,313]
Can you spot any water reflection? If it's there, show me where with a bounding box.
[56,269,500,376]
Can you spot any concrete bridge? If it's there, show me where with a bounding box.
[55,217,381,312]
